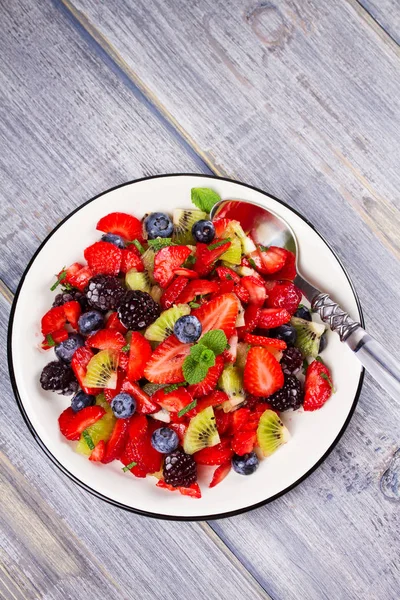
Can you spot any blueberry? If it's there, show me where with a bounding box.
[111,393,136,418]
[55,334,85,363]
[145,212,174,239]
[319,331,328,353]
[174,315,202,343]
[268,324,297,346]
[71,390,96,412]
[101,233,126,249]
[151,427,179,454]
[192,220,215,244]
[232,452,259,475]
[78,310,104,335]
[294,305,312,321]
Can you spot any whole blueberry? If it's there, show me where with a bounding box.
[71,390,96,412]
[268,324,297,346]
[319,331,328,353]
[232,452,259,475]
[192,220,215,244]
[293,305,312,321]
[151,427,179,454]
[101,233,126,249]
[55,333,85,363]
[174,315,202,343]
[111,393,136,419]
[145,212,174,239]
[78,310,104,335]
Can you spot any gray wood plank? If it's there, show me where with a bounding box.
[53,1,400,598]
[357,0,400,44]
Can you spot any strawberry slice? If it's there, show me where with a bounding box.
[118,351,129,372]
[303,359,333,411]
[257,308,291,329]
[211,280,235,297]
[63,262,83,284]
[105,312,128,333]
[187,355,225,397]
[192,293,239,337]
[156,480,202,498]
[176,279,219,303]
[84,241,122,276]
[258,246,287,274]
[194,241,231,276]
[120,249,144,274]
[89,440,106,462]
[127,332,152,382]
[174,267,199,279]
[244,334,287,350]
[96,212,144,242]
[216,266,241,284]
[121,380,159,414]
[58,406,105,441]
[214,410,232,436]
[232,430,257,455]
[104,370,125,403]
[234,284,250,304]
[237,305,260,338]
[63,301,81,330]
[193,439,233,465]
[160,276,189,310]
[153,387,193,413]
[41,328,69,349]
[209,461,231,488]
[185,390,228,418]
[240,276,266,307]
[244,346,284,397]
[41,306,66,335]
[144,335,191,384]
[265,250,297,281]
[86,329,126,351]
[102,418,130,463]
[265,281,302,314]
[213,218,235,237]
[121,420,163,477]
[153,246,191,288]
[68,265,93,291]
[128,414,148,441]
[169,422,188,442]
[71,347,101,395]
[222,333,238,363]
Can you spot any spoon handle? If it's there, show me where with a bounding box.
[312,293,400,402]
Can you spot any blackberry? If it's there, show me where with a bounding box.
[281,347,303,375]
[40,361,78,395]
[117,290,160,330]
[268,375,303,412]
[53,290,88,310]
[85,275,125,312]
[163,450,197,487]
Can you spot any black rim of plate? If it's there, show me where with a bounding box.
[7,173,365,521]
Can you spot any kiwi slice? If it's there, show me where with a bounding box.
[231,221,256,255]
[83,349,119,389]
[219,224,242,265]
[150,285,163,303]
[257,409,291,456]
[235,302,245,327]
[183,406,220,454]
[142,247,156,282]
[126,269,152,293]
[173,209,207,244]
[290,316,326,358]
[219,364,245,412]
[76,394,116,455]
[145,304,191,341]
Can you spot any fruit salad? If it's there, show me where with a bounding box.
[39,187,334,498]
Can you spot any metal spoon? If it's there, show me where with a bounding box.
[211,198,400,402]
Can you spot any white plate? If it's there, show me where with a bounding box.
[8,174,364,520]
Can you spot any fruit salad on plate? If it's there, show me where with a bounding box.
[39,187,334,498]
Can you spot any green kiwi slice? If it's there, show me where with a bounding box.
[141,247,156,282]
[125,269,152,293]
[173,209,208,244]
[144,304,191,341]
[83,349,119,389]
[76,394,116,455]
[290,316,326,358]
[257,409,291,456]
[218,364,245,412]
[219,224,242,265]
[183,406,220,454]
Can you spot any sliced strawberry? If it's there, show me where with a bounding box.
[214,410,232,436]
[71,346,101,395]
[193,439,233,465]
[258,246,287,274]
[156,480,201,498]
[169,422,188,443]
[127,332,152,382]
[105,312,128,333]
[213,218,235,237]
[153,387,193,413]
[265,250,296,281]
[187,355,225,397]
[128,413,148,441]
[41,328,69,349]
[160,276,189,310]
[104,370,125,403]
[118,351,129,372]
[257,308,291,329]
[63,262,83,284]
[174,267,199,279]
[192,293,240,337]
[121,420,163,477]
[303,359,333,411]
[96,212,144,242]
[194,241,231,276]
[265,281,302,314]
[232,430,257,455]
[232,407,251,432]
[144,335,191,384]
[41,306,66,335]
[176,279,219,304]
[240,276,266,307]
[68,265,93,291]
[63,300,81,330]
[244,346,284,397]
[237,305,261,335]
[89,440,106,462]
[102,418,130,463]
[153,246,191,288]
[234,284,250,304]
[244,334,287,350]
[246,250,269,274]
[210,462,231,488]
[120,249,144,274]
[86,329,126,351]
[58,406,105,441]
[84,241,122,276]
[211,279,235,297]
[185,390,228,418]
[120,380,159,414]
[222,333,238,363]
[216,266,240,284]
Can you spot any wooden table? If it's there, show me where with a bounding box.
[1,1,399,598]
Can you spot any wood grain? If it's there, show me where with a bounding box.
[357,0,400,44]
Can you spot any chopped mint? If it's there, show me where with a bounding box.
[82,430,95,451]
[320,372,335,392]
[147,238,176,251]
[200,329,228,356]
[189,301,201,309]
[122,461,137,472]
[315,356,324,363]
[302,359,308,374]
[248,258,257,270]
[185,254,197,266]
[128,239,145,254]
[121,343,130,352]
[191,187,221,213]
[50,268,67,291]
[163,382,186,394]
[259,244,269,252]
[46,334,55,347]
[178,399,197,418]
[207,238,231,251]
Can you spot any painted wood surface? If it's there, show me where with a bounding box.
[358,0,400,43]
[1,0,399,598]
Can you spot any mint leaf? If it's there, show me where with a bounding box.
[315,356,324,363]
[147,238,176,251]
[185,254,197,266]
[178,399,197,418]
[163,382,186,394]
[248,258,257,270]
[191,187,221,212]
[46,334,55,347]
[189,301,200,309]
[302,359,308,374]
[190,344,215,368]
[259,244,269,252]
[320,372,335,392]
[183,356,209,384]
[121,343,130,352]
[200,329,228,355]
[82,430,95,451]
[50,268,67,291]
[122,461,137,472]
[128,239,145,254]
[207,238,231,251]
